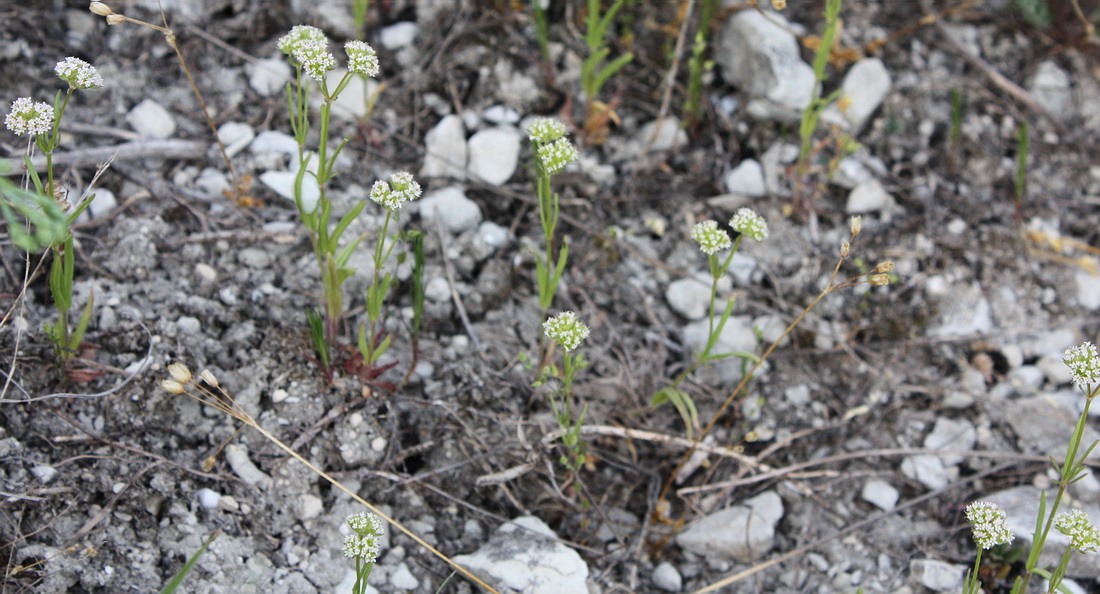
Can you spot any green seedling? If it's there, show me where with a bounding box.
[581,0,634,122]
[161,530,219,594]
[353,0,370,37]
[651,209,767,438]
[0,165,68,253]
[797,0,845,171]
[683,0,719,126]
[532,0,550,62]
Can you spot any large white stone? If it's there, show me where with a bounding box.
[713,10,815,121]
[259,170,320,212]
[421,115,467,179]
[821,58,892,132]
[724,159,766,197]
[417,186,482,234]
[676,491,783,563]
[380,22,418,50]
[452,516,589,594]
[248,57,291,98]
[466,126,521,185]
[126,99,176,139]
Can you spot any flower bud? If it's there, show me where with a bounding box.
[850,215,861,237]
[89,2,112,16]
[840,241,850,258]
[167,362,192,384]
[199,369,219,388]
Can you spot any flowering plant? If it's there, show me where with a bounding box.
[651,209,767,438]
[540,311,591,471]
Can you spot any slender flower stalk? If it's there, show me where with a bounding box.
[541,311,591,471]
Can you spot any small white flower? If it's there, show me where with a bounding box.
[345,40,380,77]
[543,311,590,352]
[1056,509,1100,553]
[277,25,328,56]
[293,38,336,82]
[729,208,767,242]
[55,57,103,89]
[1064,342,1100,389]
[690,220,732,256]
[346,512,385,537]
[526,117,566,144]
[537,138,578,176]
[5,97,54,136]
[965,501,1014,550]
[342,533,381,562]
[370,171,421,211]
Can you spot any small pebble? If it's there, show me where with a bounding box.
[195,488,221,509]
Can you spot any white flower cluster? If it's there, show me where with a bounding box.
[293,39,336,82]
[1056,509,1100,553]
[965,501,1014,550]
[730,208,767,242]
[1063,342,1100,390]
[342,512,385,562]
[537,138,578,176]
[526,117,566,144]
[277,25,327,55]
[690,220,732,256]
[543,311,590,352]
[345,41,380,77]
[370,171,422,211]
[5,97,54,136]
[55,57,103,89]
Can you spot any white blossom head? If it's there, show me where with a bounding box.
[965,501,1014,550]
[292,38,336,82]
[5,98,54,136]
[690,220,732,256]
[543,311,590,352]
[370,171,421,211]
[277,25,328,56]
[1056,509,1100,553]
[526,117,566,144]
[343,511,385,562]
[55,57,103,90]
[729,208,767,242]
[1064,342,1100,390]
[344,40,379,77]
[537,138,578,176]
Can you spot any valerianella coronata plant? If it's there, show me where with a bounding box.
[527,117,567,144]
[543,311,590,352]
[691,220,732,256]
[730,208,768,242]
[55,57,102,90]
[5,98,54,136]
[965,501,1014,550]
[277,24,328,56]
[370,171,422,211]
[345,41,380,77]
[1056,509,1100,553]
[343,512,385,562]
[1063,342,1100,390]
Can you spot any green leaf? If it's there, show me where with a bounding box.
[161,531,220,594]
[69,288,94,354]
